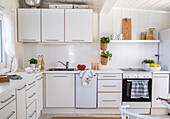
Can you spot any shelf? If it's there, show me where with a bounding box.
[110,40,160,43]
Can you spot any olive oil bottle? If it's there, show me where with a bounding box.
[41,55,44,71]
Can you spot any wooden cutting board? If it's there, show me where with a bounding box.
[122,18,131,40]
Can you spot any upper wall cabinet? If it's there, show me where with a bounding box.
[42,9,64,42]
[18,9,41,42]
[65,9,93,42]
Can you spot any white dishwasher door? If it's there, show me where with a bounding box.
[76,74,97,109]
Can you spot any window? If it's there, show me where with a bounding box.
[0,14,6,68]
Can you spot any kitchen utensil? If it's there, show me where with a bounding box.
[24,0,42,8]
[122,18,131,40]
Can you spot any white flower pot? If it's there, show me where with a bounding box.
[30,64,36,68]
[143,63,150,70]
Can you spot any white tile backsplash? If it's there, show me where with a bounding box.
[23,43,158,69]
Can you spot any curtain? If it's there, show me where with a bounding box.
[2,9,18,72]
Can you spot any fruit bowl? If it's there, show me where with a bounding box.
[149,67,161,71]
[77,64,86,70]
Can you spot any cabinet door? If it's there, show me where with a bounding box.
[46,74,75,107]
[152,74,169,108]
[18,9,40,42]
[36,76,43,118]
[42,9,64,42]
[0,99,16,119]
[65,9,93,42]
[16,84,27,119]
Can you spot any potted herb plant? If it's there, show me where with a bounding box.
[100,37,110,51]
[29,58,38,68]
[142,59,155,70]
[101,51,112,65]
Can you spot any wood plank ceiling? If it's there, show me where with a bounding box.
[114,0,170,11]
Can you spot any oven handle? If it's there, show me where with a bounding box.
[127,80,149,82]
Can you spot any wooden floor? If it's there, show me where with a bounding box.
[51,117,121,119]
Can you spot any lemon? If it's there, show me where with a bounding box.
[157,64,161,67]
[153,64,157,67]
[150,64,154,67]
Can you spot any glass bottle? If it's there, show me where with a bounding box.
[37,55,41,70]
[41,55,44,71]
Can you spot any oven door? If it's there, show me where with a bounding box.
[122,78,152,102]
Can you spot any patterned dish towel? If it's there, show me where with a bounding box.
[131,80,149,99]
[78,70,95,87]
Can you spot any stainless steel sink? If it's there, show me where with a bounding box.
[46,68,76,71]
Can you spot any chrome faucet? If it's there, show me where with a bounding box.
[58,61,69,70]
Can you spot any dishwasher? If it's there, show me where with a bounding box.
[76,73,97,109]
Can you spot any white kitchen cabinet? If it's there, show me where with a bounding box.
[27,100,36,119]
[46,74,75,107]
[18,9,40,42]
[152,74,169,108]
[65,9,93,42]
[0,99,16,119]
[36,75,43,118]
[42,9,64,42]
[16,84,27,119]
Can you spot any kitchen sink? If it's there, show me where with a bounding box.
[46,68,76,71]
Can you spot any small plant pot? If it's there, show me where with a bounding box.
[30,64,37,69]
[143,63,150,70]
[100,42,108,51]
[101,57,108,65]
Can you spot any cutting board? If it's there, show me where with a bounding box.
[122,18,131,40]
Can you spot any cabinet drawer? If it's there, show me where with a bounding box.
[98,80,122,92]
[153,74,169,79]
[98,93,121,108]
[26,85,36,107]
[0,99,16,119]
[27,101,36,119]
[26,78,36,90]
[46,74,74,80]
[98,74,122,80]
[0,90,15,109]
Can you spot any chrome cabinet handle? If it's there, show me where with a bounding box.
[1,95,15,103]
[28,81,35,86]
[29,110,36,118]
[103,85,117,87]
[28,93,36,98]
[102,100,116,102]
[53,76,67,77]
[6,111,15,119]
[72,40,85,41]
[46,39,59,41]
[37,77,43,81]
[17,85,27,91]
[23,39,36,41]
[103,76,117,77]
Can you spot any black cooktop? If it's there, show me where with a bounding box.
[120,68,147,71]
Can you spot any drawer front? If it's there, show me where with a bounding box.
[36,74,43,81]
[98,80,122,92]
[0,99,16,119]
[98,93,121,108]
[46,74,74,80]
[98,74,122,80]
[153,74,169,79]
[0,90,15,109]
[26,85,36,107]
[27,101,36,119]
[26,78,36,90]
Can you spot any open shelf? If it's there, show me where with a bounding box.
[110,40,160,43]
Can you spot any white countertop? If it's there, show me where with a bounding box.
[152,70,170,74]
[0,72,42,97]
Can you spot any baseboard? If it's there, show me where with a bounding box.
[151,108,168,115]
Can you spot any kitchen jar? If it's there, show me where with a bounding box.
[91,62,97,70]
[149,28,155,40]
[141,32,147,40]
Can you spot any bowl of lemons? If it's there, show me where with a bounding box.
[149,64,161,71]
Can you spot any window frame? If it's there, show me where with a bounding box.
[0,10,6,69]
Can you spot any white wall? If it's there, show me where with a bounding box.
[99,8,170,68]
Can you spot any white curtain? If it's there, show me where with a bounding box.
[2,9,18,72]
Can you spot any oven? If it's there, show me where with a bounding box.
[122,78,152,102]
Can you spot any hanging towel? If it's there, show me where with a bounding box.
[131,80,149,99]
[78,70,95,87]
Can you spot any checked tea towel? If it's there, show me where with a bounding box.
[131,80,149,99]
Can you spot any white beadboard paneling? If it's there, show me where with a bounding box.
[139,11,149,33]
[112,9,122,35]
[131,10,140,40]
[121,9,131,18]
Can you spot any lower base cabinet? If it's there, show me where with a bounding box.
[46,74,75,107]
[27,100,36,119]
[0,99,16,119]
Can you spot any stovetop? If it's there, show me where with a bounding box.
[120,68,147,72]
